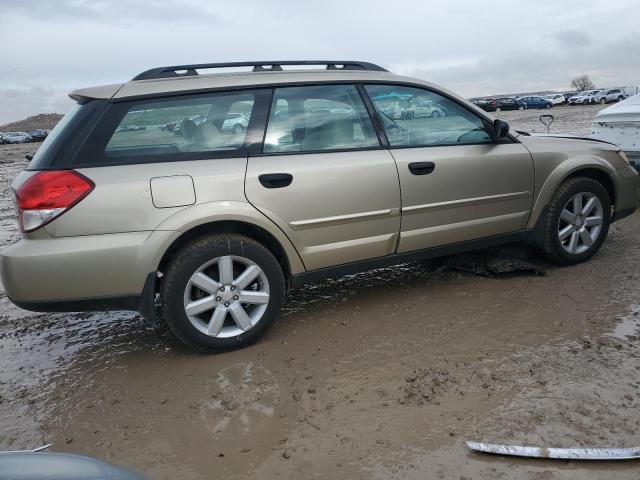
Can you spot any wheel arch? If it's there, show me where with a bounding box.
[157,220,300,283]
[138,208,305,320]
[564,168,615,206]
[527,164,617,230]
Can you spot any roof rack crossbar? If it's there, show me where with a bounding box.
[132,61,387,80]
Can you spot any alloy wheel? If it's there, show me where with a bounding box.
[183,255,270,338]
[557,192,604,254]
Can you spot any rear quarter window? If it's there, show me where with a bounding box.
[73,89,270,167]
[27,101,107,171]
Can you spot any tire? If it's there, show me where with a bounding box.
[599,98,606,104]
[431,110,441,117]
[538,177,611,265]
[233,123,245,134]
[519,105,526,111]
[495,107,501,112]
[545,103,551,109]
[160,234,286,353]
[618,96,624,102]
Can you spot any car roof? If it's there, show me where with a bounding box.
[70,69,448,102]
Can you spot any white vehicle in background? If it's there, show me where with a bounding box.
[593,88,625,104]
[1,131,32,144]
[569,90,600,105]
[221,112,249,133]
[591,93,640,169]
[545,94,565,105]
[621,85,639,98]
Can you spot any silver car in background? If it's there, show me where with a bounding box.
[593,88,626,104]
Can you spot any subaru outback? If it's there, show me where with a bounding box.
[1,60,638,352]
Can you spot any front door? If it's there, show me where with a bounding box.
[245,84,401,270]
[365,84,534,253]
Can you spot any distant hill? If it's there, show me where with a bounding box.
[0,113,63,132]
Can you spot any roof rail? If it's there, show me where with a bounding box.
[132,60,388,81]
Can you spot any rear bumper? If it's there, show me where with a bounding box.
[0,230,177,314]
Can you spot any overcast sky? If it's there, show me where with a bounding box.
[1,0,638,124]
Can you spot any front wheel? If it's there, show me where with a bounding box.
[519,105,526,111]
[545,103,552,109]
[160,234,286,352]
[538,177,611,265]
[600,98,606,104]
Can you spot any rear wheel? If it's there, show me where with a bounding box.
[538,178,611,265]
[160,234,285,352]
[600,98,606,104]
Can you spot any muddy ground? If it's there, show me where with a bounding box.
[1,104,639,479]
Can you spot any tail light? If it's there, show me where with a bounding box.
[14,170,94,233]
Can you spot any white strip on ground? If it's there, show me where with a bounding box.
[467,441,640,460]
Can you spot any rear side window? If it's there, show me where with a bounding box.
[105,92,255,159]
[263,85,379,153]
[365,84,492,147]
[75,89,269,166]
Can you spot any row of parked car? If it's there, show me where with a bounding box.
[471,96,553,112]
[160,113,250,135]
[565,89,629,105]
[0,129,48,144]
[472,87,634,112]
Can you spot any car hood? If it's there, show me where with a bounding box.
[515,132,620,153]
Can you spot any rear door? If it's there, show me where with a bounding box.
[244,84,401,271]
[365,84,534,253]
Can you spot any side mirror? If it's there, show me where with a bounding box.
[490,119,509,142]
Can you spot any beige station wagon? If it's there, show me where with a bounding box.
[1,60,638,352]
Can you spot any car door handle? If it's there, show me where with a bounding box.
[259,173,293,188]
[408,162,436,175]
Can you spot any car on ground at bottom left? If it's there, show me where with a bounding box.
[1,60,638,353]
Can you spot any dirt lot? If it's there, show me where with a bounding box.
[495,103,604,137]
[1,105,639,479]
